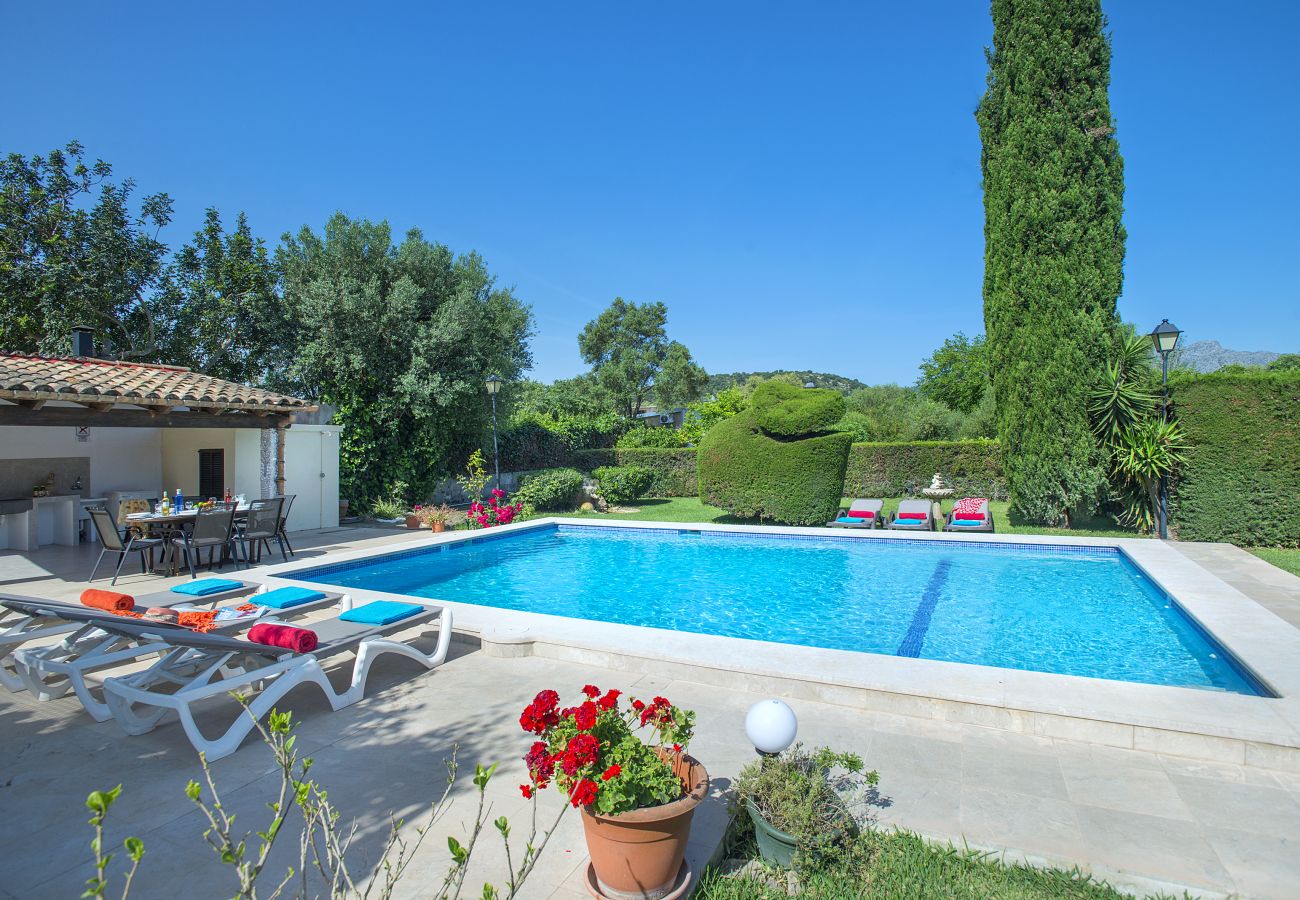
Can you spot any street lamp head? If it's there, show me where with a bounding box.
[484,374,502,395]
[1149,319,1182,356]
[745,699,798,756]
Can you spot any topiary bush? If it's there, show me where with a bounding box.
[751,381,847,436]
[698,385,852,525]
[512,467,584,511]
[1169,370,1300,546]
[593,465,654,505]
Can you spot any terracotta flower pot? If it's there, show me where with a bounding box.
[581,752,708,900]
[404,515,421,529]
[432,521,446,533]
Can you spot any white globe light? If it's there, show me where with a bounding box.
[745,699,798,755]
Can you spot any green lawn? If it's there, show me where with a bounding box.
[566,496,1141,540]
[696,827,1133,900]
[1250,547,1300,578]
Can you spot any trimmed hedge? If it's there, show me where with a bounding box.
[573,448,699,497]
[512,467,584,511]
[1170,371,1300,546]
[697,409,853,526]
[593,465,654,505]
[844,440,1006,500]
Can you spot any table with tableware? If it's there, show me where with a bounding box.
[126,503,252,574]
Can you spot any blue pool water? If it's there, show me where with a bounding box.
[292,524,1264,695]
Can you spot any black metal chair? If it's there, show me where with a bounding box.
[273,494,296,557]
[172,505,240,579]
[231,498,284,564]
[88,507,163,585]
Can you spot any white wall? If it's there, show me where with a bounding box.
[0,424,161,497]
[159,425,340,531]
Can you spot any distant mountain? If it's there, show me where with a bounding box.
[706,370,867,395]
[1172,340,1284,373]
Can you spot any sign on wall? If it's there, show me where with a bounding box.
[76,426,90,443]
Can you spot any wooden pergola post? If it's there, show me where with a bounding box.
[274,420,287,496]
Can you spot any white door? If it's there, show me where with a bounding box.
[282,426,340,532]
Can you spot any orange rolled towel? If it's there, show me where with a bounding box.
[81,589,135,613]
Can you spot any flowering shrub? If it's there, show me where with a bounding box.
[519,685,696,816]
[466,488,524,528]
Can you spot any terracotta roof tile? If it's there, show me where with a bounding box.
[0,354,315,413]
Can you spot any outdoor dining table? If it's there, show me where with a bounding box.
[125,505,252,575]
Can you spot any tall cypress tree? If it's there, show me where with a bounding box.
[977,0,1126,525]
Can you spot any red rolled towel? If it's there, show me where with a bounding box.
[846,510,874,519]
[248,623,318,653]
[81,589,135,613]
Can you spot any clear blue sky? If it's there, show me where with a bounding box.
[6,1,1297,383]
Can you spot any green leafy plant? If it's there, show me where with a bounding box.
[1089,336,1185,533]
[369,481,408,520]
[616,426,684,449]
[735,744,878,855]
[593,466,654,505]
[575,448,700,497]
[82,703,562,899]
[456,450,490,502]
[512,468,584,511]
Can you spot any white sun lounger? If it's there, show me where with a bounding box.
[886,499,935,531]
[827,498,884,528]
[100,601,452,761]
[0,584,339,722]
[0,581,259,695]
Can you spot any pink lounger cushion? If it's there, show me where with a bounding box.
[897,512,927,520]
[846,510,874,518]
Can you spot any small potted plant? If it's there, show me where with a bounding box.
[735,743,878,868]
[417,503,454,533]
[404,506,423,529]
[519,686,704,898]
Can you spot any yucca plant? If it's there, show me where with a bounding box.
[1088,334,1186,534]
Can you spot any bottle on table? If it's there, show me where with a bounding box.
[175,487,184,511]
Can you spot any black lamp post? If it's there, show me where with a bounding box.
[485,375,502,488]
[1147,319,1182,539]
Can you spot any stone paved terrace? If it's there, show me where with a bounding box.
[2,527,1300,898]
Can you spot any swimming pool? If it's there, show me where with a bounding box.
[290,524,1265,695]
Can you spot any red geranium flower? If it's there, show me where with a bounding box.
[598,688,621,710]
[601,765,621,781]
[581,684,601,698]
[570,778,599,808]
[561,733,599,774]
[574,700,599,731]
[631,699,645,711]
[520,784,533,799]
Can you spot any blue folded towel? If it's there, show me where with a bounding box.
[339,600,424,626]
[172,578,243,596]
[952,519,985,527]
[836,517,860,524]
[257,586,327,609]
